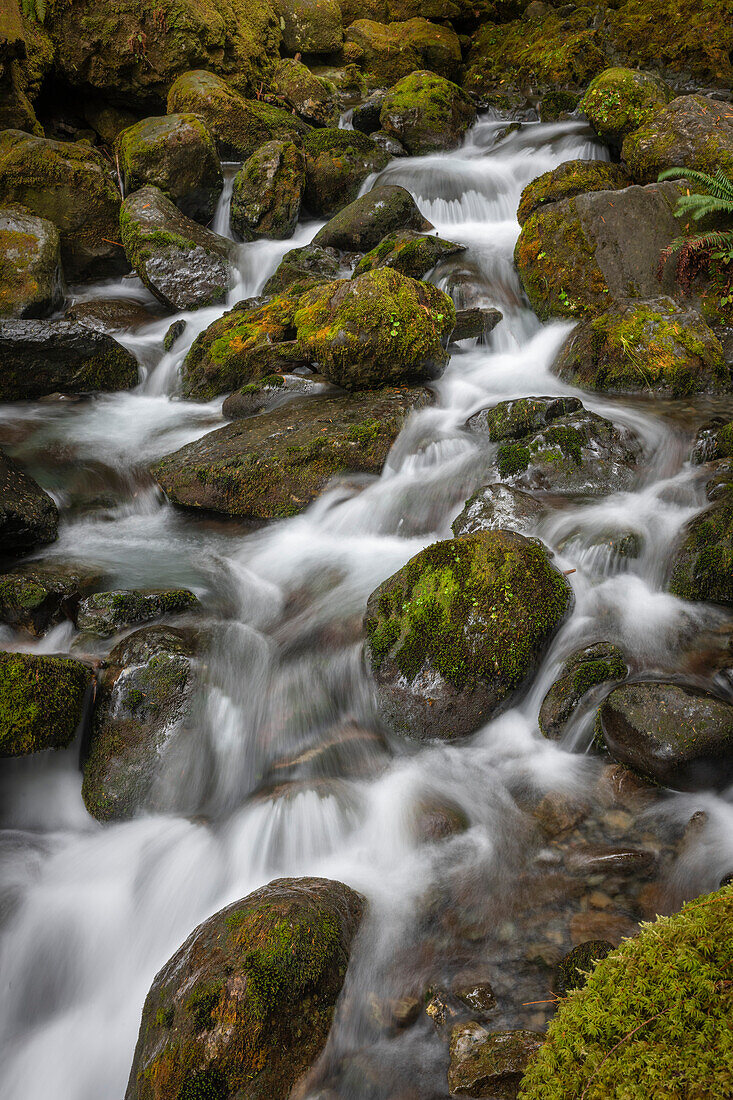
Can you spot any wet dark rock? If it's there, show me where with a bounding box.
[514,181,685,320]
[163,318,187,351]
[691,420,733,466]
[120,186,234,312]
[598,681,733,790]
[554,298,729,397]
[451,484,545,538]
[263,244,342,296]
[353,230,464,281]
[0,319,139,401]
[371,130,408,157]
[82,625,200,821]
[452,973,498,1017]
[364,530,572,741]
[565,845,657,877]
[556,940,614,994]
[125,877,365,1100]
[669,469,733,606]
[0,561,106,635]
[451,307,503,343]
[380,70,477,155]
[0,129,125,281]
[448,1023,543,1098]
[303,128,390,218]
[0,650,91,756]
[65,298,161,335]
[116,114,223,223]
[231,140,306,242]
[579,67,671,148]
[468,396,642,497]
[295,267,455,389]
[0,447,58,553]
[539,642,628,740]
[152,386,432,519]
[264,721,389,785]
[352,92,387,135]
[222,373,328,419]
[313,185,433,253]
[622,95,733,183]
[516,160,632,227]
[167,70,310,161]
[557,528,643,569]
[76,587,199,638]
[0,205,63,319]
[272,59,340,129]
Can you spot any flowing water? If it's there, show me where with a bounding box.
[2,114,733,1100]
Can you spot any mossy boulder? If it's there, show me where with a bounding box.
[345,18,461,85]
[294,267,455,389]
[82,625,200,821]
[449,1024,543,1098]
[77,587,199,638]
[271,58,340,129]
[120,185,234,311]
[597,681,733,790]
[230,141,305,242]
[364,529,572,741]
[516,160,631,227]
[167,70,310,161]
[353,230,464,279]
[0,650,91,756]
[380,71,476,155]
[116,114,223,224]
[519,886,733,1100]
[0,8,52,136]
[398,17,463,81]
[668,468,733,606]
[222,372,325,419]
[553,297,730,397]
[514,181,684,320]
[0,447,58,554]
[0,130,124,281]
[0,204,62,319]
[0,561,106,636]
[151,386,431,518]
[691,420,733,466]
[539,642,628,741]
[263,243,341,295]
[313,184,432,252]
[468,396,642,497]
[302,128,389,218]
[275,0,344,54]
[125,877,364,1100]
[579,68,672,148]
[622,95,733,183]
[0,319,139,400]
[452,483,545,537]
[46,0,280,110]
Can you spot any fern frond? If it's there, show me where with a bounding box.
[681,230,733,253]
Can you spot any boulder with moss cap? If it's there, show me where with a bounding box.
[579,68,672,149]
[345,18,462,85]
[353,230,464,279]
[294,267,455,389]
[230,141,306,242]
[516,161,631,227]
[302,128,389,218]
[380,71,476,155]
[539,642,628,740]
[364,529,573,741]
[0,650,91,757]
[622,95,733,183]
[668,465,733,606]
[0,561,106,636]
[313,185,433,252]
[77,587,199,638]
[0,204,62,319]
[271,58,340,129]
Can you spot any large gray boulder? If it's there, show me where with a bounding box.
[313,185,433,253]
[622,95,733,183]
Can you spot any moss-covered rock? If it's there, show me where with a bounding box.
[668,467,733,606]
[0,560,105,636]
[597,681,733,790]
[271,58,340,129]
[622,94,733,183]
[516,160,631,227]
[399,17,463,81]
[579,67,672,148]
[514,181,684,320]
[520,885,733,1099]
[449,1024,543,1097]
[167,70,310,161]
[0,319,139,400]
[313,184,432,252]
[116,114,223,224]
[125,877,364,1100]
[77,587,199,638]
[120,185,234,311]
[468,396,642,497]
[82,625,200,821]
[302,127,389,218]
[0,8,53,137]
[0,446,58,554]
[151,386,431,518]
[345,18,462,85]
[0,204,62,318]
[230,141,305,242]
[380,70,476,155]
[0,650,91,756]
[352,91,387,135]
[691,420,733,465]
[294,267,455,389]
[539,642,628,740]
[0,130,124,282]
[263,243,341,295]
[46,0,280,110]
[275,0,343,54]
[553,297,730,397]
[364,529,572,741]
[451,483,544,537]
[353,230,463,279]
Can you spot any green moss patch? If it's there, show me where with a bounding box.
[0,651,90,756]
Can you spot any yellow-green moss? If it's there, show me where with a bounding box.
[514,205,607,320]
[579,67,672,144]
[0,651,90,756]
[516,160,631,227]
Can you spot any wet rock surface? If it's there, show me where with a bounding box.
[0,561,106,635]
[76,587,199,638]
[303,128,390,218]
[539,642,628,740]
[0,205,63,319]
[230,140,306,242]
[313,185,433,252]
[0,447,59,553]
[622,94,733,183]
[448,1023,543,1097]
[379,70,477,155]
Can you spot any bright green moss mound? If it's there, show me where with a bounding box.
[352,231,462,280]
[0,651,91,756]
[519,886,733,1099]
[379,70,476,155]
[516,160,631,227]
[579,68,671,145]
